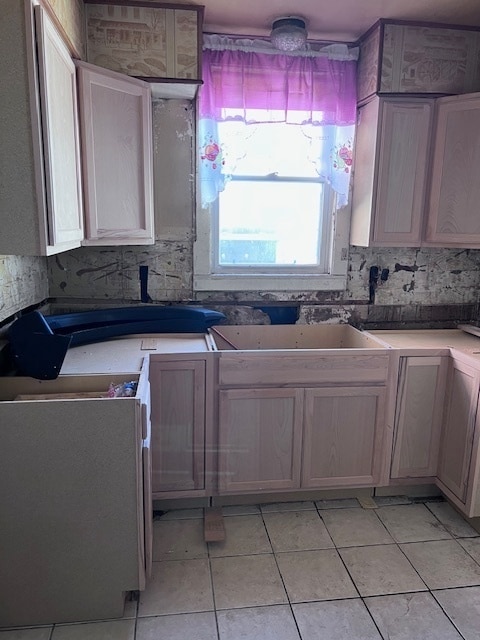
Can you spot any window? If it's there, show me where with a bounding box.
[194,37,357,292]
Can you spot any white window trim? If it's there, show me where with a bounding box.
[193,190,351,292]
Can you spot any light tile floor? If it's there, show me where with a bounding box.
[2,498,480,640]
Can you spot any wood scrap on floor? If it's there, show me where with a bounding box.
[204,507,225,542]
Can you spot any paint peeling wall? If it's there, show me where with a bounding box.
[46,101,480,327]
[0,256,48,323]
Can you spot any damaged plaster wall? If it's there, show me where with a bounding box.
[0,256,48,323]
[46,99,480,326]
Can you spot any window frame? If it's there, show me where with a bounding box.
[194,120,351,293]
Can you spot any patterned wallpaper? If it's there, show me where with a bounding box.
[45,0,86,58]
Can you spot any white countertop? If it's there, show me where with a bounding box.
[60,333,211,374]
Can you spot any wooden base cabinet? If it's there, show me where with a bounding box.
[218,388,303,493]
[149,358,208,498]
[437,360,480,510]
[218,386,386,494]
[302,387,386,488]
[391,356,448,479]
[0,370,152,627]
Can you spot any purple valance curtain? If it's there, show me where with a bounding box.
[199,48,357,126]
[198,40,358,207]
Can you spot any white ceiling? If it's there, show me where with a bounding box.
[197,0,480,42]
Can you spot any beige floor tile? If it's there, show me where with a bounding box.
[217,606,300,640]
[138,559,213,616]
[365,592,463,640]
[221,505,260,516]
[458,537,480,563]
[51,619,135,640]
[0,631,52,640]
[158,509,204,520]
[400,540,480,589]
[211,555,287,610]
[376,504,451,543]
[263,510,334,552]
[260,501,316,513]
[339,544,427,596]
[152,519,208,561]
[208,515,271,557]
[320,507,393,547]
[293,599,382,640]
[315,498,360,510]
[433,586,480,640]
[136,612,217,640]
[276,549,358,603]
[427,502,479,538]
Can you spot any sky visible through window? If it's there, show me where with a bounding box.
[217,120,324,267]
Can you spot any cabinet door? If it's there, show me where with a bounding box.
[373,100,433,246]
[35,6,84,250]
[391,356,447,479]
[218,388,303,493]
[426,93,480,245]
[350,98,433,247]
[76,61,154,245]
[437,359,479,503]
[302,387,386,488]
[149,360,205,495]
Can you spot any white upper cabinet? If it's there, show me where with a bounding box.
[76,61,154,246]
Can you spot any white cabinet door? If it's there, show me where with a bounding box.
[35,5,84,250]
[76,61,154,245]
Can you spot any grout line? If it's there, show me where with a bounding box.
[259,508,303,640]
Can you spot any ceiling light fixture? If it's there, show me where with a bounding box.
[270,16,308,52]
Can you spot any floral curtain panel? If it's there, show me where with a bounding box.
[198,37,358,207]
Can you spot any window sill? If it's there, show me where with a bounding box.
[193,273,347,292]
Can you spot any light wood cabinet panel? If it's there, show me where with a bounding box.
[149,360,205,495]
[391,356,448,479]
[437,359,479,503]
[76,60,154,245]
[351,97,433,247]
[0,2,84,255]
[302,387,386,488]
[35,5,84,248]
[218,388,303,493]
[426,93,480,246]
[0,371,150,627]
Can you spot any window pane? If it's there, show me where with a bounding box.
[219,120,322,178]
[218,181,323,266]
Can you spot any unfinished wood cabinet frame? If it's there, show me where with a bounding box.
[218,387,304,494]
[391,356,448,479]
[0,368,150,627]
[302,386,386,488]
[437,358,480,507]
[425,92,480,246]
[76,60,154,245]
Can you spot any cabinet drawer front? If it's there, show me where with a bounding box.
[218,353,389,386]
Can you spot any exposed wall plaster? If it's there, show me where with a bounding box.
[0,255,48,323]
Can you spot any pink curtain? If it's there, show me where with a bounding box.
[199,48,357,125]
[198,43,357,207]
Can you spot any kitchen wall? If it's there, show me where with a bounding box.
[47,100,480,327]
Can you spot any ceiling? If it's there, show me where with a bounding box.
[196,0,480,43]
